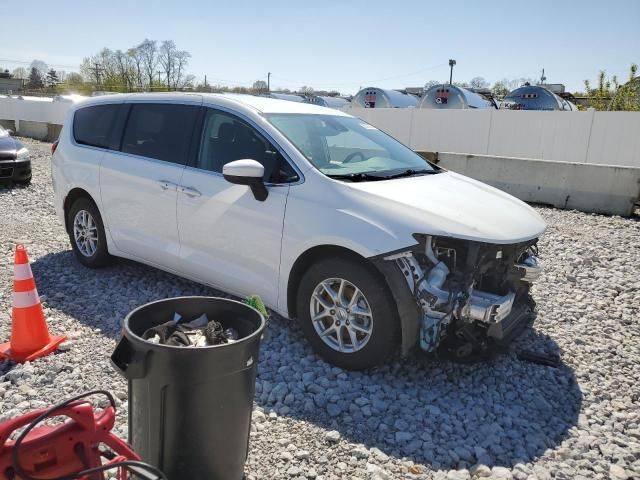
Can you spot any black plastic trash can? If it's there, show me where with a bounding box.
[110,296,266,480]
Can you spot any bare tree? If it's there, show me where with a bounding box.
[470,76,489,89]
[424,80,439,89]
[298,85,314,95]
[158,40,177,89]
[66,72,84,86]
[29,60,49,78]
[138,39,158,88]
[127,47,144,88]
[114,49,134,91]
[173,50,192,89]
[12,67,28,79]
[252,80,268,93]
[80,48,117,85]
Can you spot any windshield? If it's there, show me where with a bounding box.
[265,114,435,178]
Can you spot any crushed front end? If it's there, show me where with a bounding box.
[384,235,542,359]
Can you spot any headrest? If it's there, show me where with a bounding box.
[218,122,235,142]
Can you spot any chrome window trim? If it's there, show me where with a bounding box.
[102,149,189,170]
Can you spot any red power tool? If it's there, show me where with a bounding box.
[0,391,164,480]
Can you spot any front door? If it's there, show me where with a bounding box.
[100,102,200,270]
[176,108,300,307]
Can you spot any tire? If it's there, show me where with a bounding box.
[296,256,399,370]
[67,197,111,268]
[14,175,32,185]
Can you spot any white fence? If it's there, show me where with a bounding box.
[0,96,70,126]
[1,97,639,168]
[1,96,639,214]
[349,108,640,168]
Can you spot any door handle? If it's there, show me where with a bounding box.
[180,186,202,198]
[157,180,178,191]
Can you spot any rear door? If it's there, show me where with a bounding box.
[100,100,202,270]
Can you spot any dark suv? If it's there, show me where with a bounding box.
[0,126,31,185]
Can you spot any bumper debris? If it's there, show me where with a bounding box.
[385,235,542,358]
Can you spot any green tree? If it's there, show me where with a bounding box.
[27,67,45,89]
[491,81,509,97]
[46,69,59,88]
[609,64,639,111]
[583,70,612,110]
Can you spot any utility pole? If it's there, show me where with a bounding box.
[91,63,104,86]
[267,72,271,92]
[539,68,546,85]
[448,59,456,85]
[204,75,207,88]
[156,70,162,90]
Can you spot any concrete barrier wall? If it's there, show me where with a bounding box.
[0,97,71,141]
[438,153,640,216]
[349,108,640,168]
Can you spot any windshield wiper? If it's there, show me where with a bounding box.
[326,168,440,182]
[381,168,440,179]
[325,172,390,182]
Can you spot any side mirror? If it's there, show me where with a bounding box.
[222,159,268,201]
[6,129,14,136]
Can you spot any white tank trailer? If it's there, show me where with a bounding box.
[306,96,351,109]
[501,85,577,111]
[352,87,418,108]
[262,93,305,103]
[419,84,495,109]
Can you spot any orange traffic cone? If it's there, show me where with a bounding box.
[0,245,66,362]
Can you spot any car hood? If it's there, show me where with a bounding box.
[343,171,547,244]
[0,136,20,160]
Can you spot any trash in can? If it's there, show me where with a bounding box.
[142,312,239,346]
[110,296,267,480]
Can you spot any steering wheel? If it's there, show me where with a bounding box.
[343,152,365,163]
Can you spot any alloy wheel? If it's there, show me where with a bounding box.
[73,210,98,257]
[310,277,374,353]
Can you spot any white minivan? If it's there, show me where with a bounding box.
[51,93,545,370]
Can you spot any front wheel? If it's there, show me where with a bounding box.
[296,257,399,370]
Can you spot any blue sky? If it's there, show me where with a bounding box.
[1,0,638,94]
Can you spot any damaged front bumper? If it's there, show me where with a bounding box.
[375,235,542,359]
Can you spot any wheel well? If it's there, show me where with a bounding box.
[63,188,95,232]
[287,245,387,319]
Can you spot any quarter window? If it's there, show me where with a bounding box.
[197,109,298,183]
[121,103,199,164]
[73,104,120,149]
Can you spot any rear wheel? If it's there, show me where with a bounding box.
[296,257,399,370]
[67,198,111,268]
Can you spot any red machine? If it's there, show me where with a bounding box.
[0,391,162,480]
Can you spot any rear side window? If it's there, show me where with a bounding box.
[73,104,120,149]
[121,103,198,164]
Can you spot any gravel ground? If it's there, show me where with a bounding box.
[1,138,639,480]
